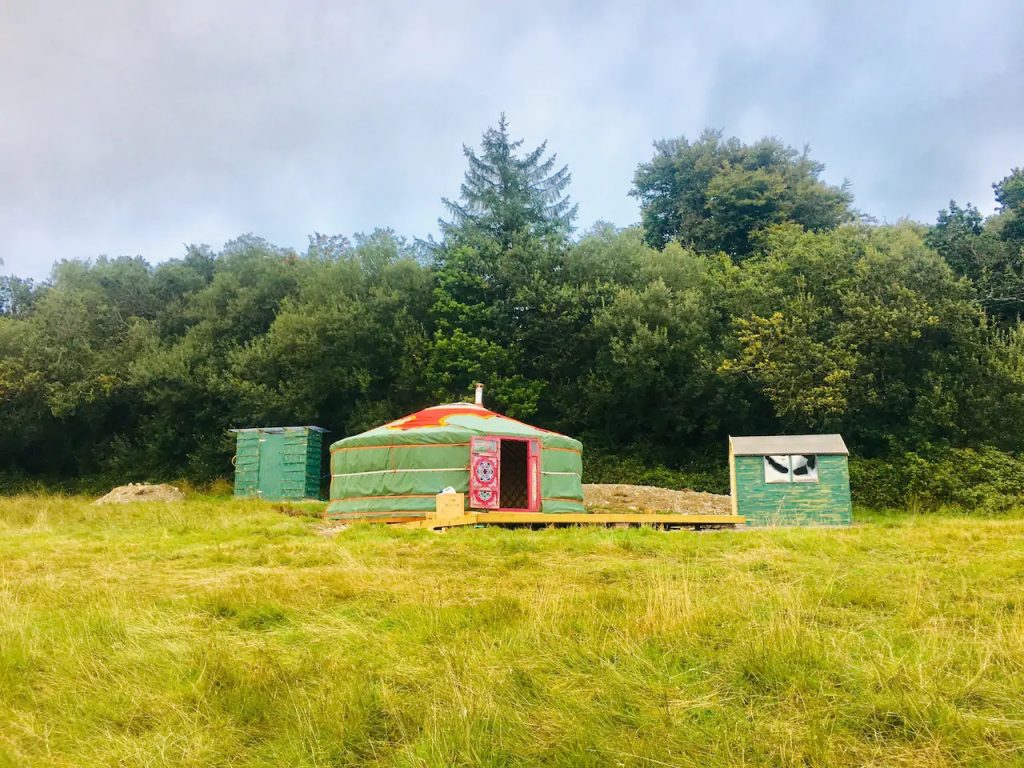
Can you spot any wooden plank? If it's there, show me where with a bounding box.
[404,513,479,529]
[477,513,743,525]
[334,515,424,525]
[406,512,744,529]
[729,439,739,516]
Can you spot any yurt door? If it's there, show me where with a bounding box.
[469,436,500,509]
[470,436,542,512]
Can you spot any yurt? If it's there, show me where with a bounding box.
[327,390,583,522]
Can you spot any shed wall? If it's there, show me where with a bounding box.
[294,429,323,499]
[734,454,852,526]
[234,432,261,497]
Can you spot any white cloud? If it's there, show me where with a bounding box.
[0,0,1021,277]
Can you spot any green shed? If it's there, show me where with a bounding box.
[729,434,852,527]
[231,426,326,501]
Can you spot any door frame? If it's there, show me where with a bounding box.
[469,435,541,512]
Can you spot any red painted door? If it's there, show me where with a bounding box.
[527,438,541,512]
[469,436,500,510]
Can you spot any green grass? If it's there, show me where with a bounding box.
[1,496,1023,767]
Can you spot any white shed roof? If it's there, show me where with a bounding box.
[730,434,848,456]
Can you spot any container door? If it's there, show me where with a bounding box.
[469,436,500,510]
[257,432,286,500]
[527,439,541,512]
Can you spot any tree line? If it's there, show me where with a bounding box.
[2,117,1023,501]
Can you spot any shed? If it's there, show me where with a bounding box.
[231,426,326,501]
[729,434,852,526]
[327,400,583,522]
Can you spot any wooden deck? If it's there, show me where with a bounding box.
[403,511,745,531]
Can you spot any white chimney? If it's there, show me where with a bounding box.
[474,383,484,406]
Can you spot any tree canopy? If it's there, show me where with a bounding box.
[928,172,1024,322]
[631,129,855,258]
[1,117,1022,497]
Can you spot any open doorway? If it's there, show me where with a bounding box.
[499,439,529,510]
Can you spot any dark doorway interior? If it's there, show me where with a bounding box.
[499,439,529,509]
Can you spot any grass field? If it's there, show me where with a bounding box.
[1,496,1023,767]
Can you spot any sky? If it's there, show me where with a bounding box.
[1,0,1021,279]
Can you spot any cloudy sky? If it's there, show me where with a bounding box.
[1,1,1021,278]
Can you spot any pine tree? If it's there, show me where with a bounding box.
[440,114,577,247]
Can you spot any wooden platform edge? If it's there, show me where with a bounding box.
[404,512,745,530]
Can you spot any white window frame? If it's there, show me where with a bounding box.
[763,454,819,484]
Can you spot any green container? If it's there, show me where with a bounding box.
[231,426,326,501]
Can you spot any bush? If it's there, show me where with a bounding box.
[851,446,1024,511]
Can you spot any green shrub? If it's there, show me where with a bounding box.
[851,446,1024,511]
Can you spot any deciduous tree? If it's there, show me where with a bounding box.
[631,130,854,258]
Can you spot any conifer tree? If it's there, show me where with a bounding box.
[440,114,577,248]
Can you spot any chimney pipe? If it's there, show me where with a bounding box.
[474,383,484,406]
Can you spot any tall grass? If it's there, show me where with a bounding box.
[1,495,1022,766]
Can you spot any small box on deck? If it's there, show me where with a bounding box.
[434,492,466,520]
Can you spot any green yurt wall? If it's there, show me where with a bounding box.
[327,403,583,521]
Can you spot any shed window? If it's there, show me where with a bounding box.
[764,454,818,483]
